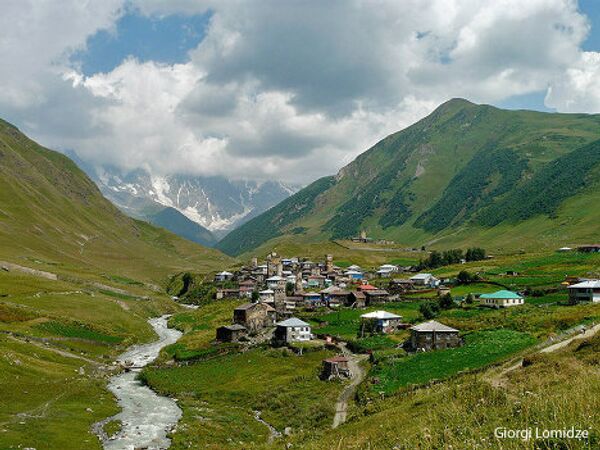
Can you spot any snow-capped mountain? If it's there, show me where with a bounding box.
[83,164,299,239]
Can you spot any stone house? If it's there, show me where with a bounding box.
[233,302,276,332]
[348,291,366,308]
[321,356,350,380]
[273,317,312,344]
[216,288,240,300]
[364,289,390,304]
[216,324,247,342]
[409,320,461,351]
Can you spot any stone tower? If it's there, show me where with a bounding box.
[325,254,333,273]
[295,272,304,293]
[267,252,281,277]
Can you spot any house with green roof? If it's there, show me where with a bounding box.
[479,290,524,308]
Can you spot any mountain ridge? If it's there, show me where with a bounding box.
[0,118,232,281]
[217,99,600,256]
[78,162,299,238]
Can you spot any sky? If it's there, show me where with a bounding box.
[1,0,600,184]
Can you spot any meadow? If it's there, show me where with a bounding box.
[142,347,343,449]
[295,333,600,450]
[0,267,187,449]
[369,329,537,394]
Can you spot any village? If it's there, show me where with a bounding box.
[202,246,600,381]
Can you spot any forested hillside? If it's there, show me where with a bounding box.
[217,99,600,256]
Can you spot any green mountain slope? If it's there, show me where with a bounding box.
[217,99,600,256]
[0,120,234,449]
[216,176,335,256]
[0,118,231,281]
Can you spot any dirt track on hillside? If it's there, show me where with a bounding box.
[332,344,368,429]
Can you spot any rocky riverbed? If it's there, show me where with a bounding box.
[94,316,182,450]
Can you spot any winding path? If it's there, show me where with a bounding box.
[332,344,367,429]
[487,323,600,389]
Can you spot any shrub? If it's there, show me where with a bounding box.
[419,302,438,320]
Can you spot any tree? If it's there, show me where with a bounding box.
[466,247,486,262]
[285,282,295,296]
[251,290,259,302]
[419,302,437,320]
[457,270,476,285]
[438,293,454,310]
[428,251,444,268]
[465,293,475,305]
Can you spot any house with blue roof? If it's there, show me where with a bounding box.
[479,290,524,308]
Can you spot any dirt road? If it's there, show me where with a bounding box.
[488,323,600,388]
[332,345,367,429]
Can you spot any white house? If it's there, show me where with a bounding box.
[259,289,275,304]
[360,310,402,333]
[215,271,234,282]
[266,275,285,289]
[285,274,297,284]
[345,270,363,280]
[568,280,600,303]
[410,273,440,288]
[274,318,312,343]
[479,290,524,308]
[377,264,398,277]
[347,264,362,271]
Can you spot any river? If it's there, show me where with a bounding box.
[94,315,183,450]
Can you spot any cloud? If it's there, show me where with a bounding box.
[545,51,600,112]
[1,0,598,183]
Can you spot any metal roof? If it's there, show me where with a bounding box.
[410,273,434,280]
[360,310,401,319]
[568,280,600,289]
[410,320,458,332]
[219,324,247,331]
[266,276,285,281]
[479,290,523,299]
[276,317,310,327]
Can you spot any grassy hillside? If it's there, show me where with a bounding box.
[217,99,600,256]
[298,332,600,449]
[137,250,599,448]
[0,118,231,282]
[216,176,335,256]
[0,118,233,449]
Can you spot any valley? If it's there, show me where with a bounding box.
[4,4,600,449]
[136,249,599,449]
[0,106,598,450]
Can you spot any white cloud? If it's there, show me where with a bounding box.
[545,51,600,112]
[1,0,598,183]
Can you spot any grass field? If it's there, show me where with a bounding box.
[142,347,343,449]
[0,334,119,450]
[307,302,423,341]
[370,329,537,394]
[0,268,194,449]
[295,332,600,450]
